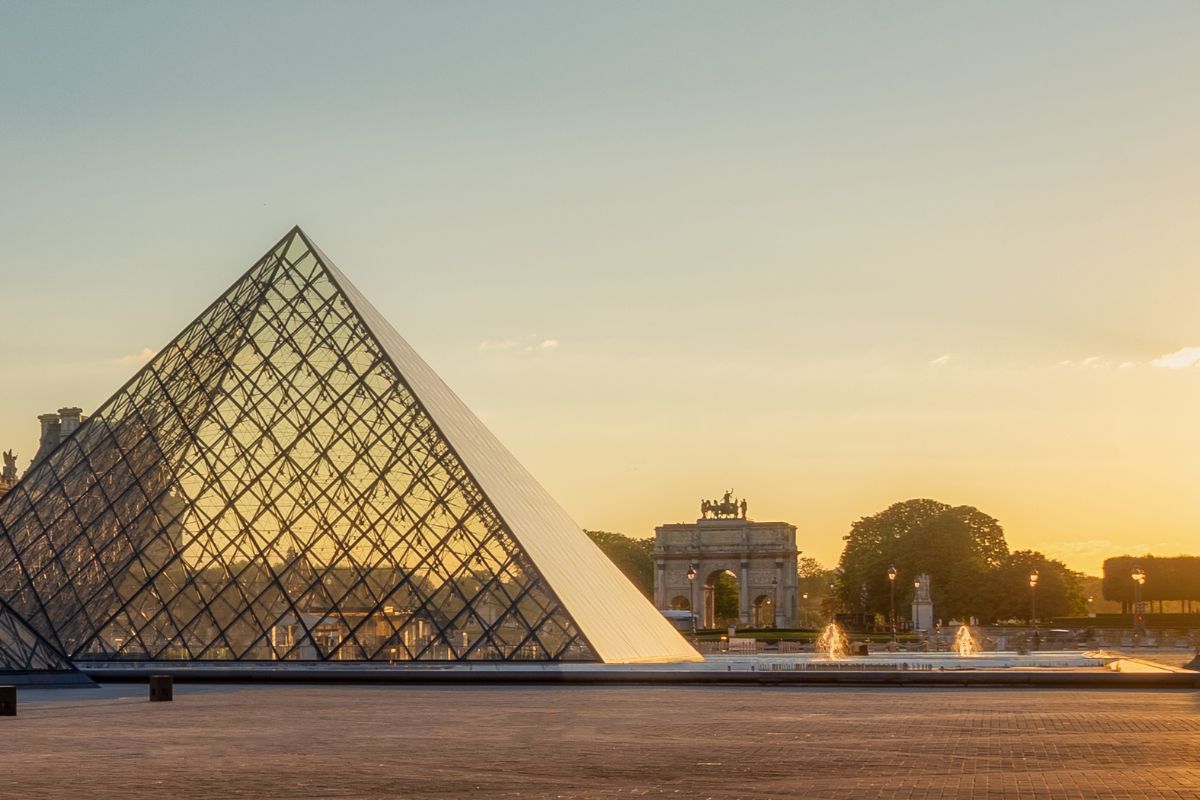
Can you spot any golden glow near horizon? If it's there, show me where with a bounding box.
[18,323,1193,578]
[1,6,1198,578]
[454,345,1200,577]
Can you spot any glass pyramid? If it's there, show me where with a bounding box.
[0,596,78,673]
[0,227,698,664]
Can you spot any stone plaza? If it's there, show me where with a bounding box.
[5,683,1199,799]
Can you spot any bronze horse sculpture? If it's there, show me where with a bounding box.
[701,490,747,519]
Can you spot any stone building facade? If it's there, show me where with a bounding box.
[0,449,16,501]
[654,514,798,629]
[0,406,87,501]
[31,407,86,469]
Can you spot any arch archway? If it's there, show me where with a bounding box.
[752,594,775,628]
[669,595,691,611]
[703,569,740,629]
[655,517,798,628]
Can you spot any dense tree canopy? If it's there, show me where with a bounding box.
[834,499,1085,623]
[795,556,833,628]
[797,556,826,580]
[712,572,740,625]
[836,499,1007,622]
[981,550,1086,621]
[585,530,654,600]
[1102,556,1200,606]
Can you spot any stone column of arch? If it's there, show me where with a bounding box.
[739,558,751,626]
[774,558,785,629]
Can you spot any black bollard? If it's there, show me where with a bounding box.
[0,686,14,717]
[149,675,173,702]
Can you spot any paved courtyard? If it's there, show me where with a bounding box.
[5,683,1199,799]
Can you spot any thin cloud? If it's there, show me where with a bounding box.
[478,336,560,355]
[116,347,156,366]
[1150,346,1200,370]
[1055,347,1200,370]
[1059,356,1105,369]
[928,353,952,367]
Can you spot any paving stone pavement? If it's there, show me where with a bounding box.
[4,684,1199,799]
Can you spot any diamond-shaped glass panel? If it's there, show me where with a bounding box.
[0,597,78,673]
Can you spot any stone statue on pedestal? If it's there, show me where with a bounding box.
[911,573,933,633]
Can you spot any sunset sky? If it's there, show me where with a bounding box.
[1,4,1197,575]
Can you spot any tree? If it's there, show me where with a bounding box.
[1102,555,1200,612]
[796,556,830,600]
[795,557,832,628]
[835,499,1009,622]
[585,530,654,600]
[797,556,826,579]
[712,571,740,626]
[982,550,1087,622]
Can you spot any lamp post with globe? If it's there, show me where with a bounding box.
[1029,569,1040,650]
[687,563,698,636]
[887,565,898,643]
[1131,565,1146,644]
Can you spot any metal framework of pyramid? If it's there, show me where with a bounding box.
[0,227,699,665]
[0,596,79,674]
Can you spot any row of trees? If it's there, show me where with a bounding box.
[833,499,1087,623]
[1102,555,1200,609]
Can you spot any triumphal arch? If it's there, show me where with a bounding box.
[654,492,798,629]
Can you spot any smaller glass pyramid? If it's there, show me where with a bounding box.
[0,597,77,673]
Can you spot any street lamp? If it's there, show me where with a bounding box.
[687,563,698,635]
[912,578,924,643]
[887,565,898,643]
[1029,568,1040,632]
[1131,565,1146,643]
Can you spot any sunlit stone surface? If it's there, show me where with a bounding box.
[9,683,1200,799]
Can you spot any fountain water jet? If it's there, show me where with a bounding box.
[952,625,980,656]
[816,621,850,659]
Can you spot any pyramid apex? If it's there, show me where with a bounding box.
[288,224,322,251]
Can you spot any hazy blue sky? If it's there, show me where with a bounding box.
[2,3,1198,571]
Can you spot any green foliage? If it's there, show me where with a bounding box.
[585,530,654,600]
[1101,555,1200,604]
[836,499,1008,621]
[797,556,826,579]
[982,550,1087,621]
[712,571,740,625]
[834,498,1085,623]
[795,556,833,623]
